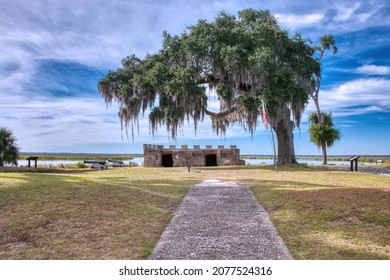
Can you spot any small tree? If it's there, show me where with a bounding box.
[308,112,341,165]
[183,152,195,172]
[0,127,20,167]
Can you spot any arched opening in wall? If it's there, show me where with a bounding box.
[161,154,173,167]
[205,154,217,166]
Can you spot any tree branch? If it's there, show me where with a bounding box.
[203,105,237,118]
[194,75,219,85]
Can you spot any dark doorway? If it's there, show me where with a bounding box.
[162,154,173,167]
[205,154,217,166]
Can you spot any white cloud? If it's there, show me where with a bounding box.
[333,2,361,22]
[323,1,387,34]
[332,105,384,117]
[306,78,390,117]
[0,0,249,69]
[275,13,325,29]
[0,95,121,149]
[356,65,390,75]
[273,1,388,37]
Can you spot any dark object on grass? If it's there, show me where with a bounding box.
[348,156,360,171]
[27,156,39,168]
[83,160,108,170]
[108,160,124,167]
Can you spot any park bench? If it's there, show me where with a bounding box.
[376,160,384,165]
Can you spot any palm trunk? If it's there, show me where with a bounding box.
[322,144,327,165]
[312,77,328,165]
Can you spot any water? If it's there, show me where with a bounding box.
[130,158,144,165]
[17,159,81,167]
[243,158,376,166]
[17,158,144,167]
[16,157,375,167]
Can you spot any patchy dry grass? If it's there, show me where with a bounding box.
[0,167,198,259]
[188,165,390,259]
[1,165,389,260]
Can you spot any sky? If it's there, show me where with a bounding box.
[0,0,389,155]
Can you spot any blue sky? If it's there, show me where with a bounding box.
[0,0,389,155]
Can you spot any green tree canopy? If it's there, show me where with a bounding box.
[0,127,20,167]
[98,9,320,164]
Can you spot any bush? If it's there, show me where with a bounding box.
[76,162,88,168]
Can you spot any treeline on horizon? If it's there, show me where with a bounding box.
[19,153,136,161]
[241,155,389,163]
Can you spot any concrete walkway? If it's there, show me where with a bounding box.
[149,179,292,260]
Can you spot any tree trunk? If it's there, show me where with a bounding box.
[273,105,298,165]
[275,121,298,164]
[313,95,321,122]
[321,144,327,165]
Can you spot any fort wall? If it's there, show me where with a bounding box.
[143,144,245,167]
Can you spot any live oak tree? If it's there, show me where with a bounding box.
[98,9,320,164]
[0,127,20,167]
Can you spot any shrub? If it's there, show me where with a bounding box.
[76,162,88,168]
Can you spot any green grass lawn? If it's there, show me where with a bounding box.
[1,165,389,259]
[0,167,197,259]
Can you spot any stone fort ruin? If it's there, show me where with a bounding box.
[143,144,245,167]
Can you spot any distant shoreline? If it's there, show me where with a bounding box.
[18,152,389,163]
[20,152,390,157]
[19,153,136,161]
[241,155,389,163]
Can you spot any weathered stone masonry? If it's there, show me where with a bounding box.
[143,144,245,167]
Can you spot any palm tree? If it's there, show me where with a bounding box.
[0,127,20,167]
[308,112,341,165]
[309,34,338,165]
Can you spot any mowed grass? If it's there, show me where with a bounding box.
[0,167,197,259]
[189,165,390,259]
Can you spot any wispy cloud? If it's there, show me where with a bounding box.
[0,0,249,69]
[306,78,390,117]
[273,0,389,36]
[356,65,390,75]
[325,1,388,33]
[0,95,121,150]
[333,2,361,22]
